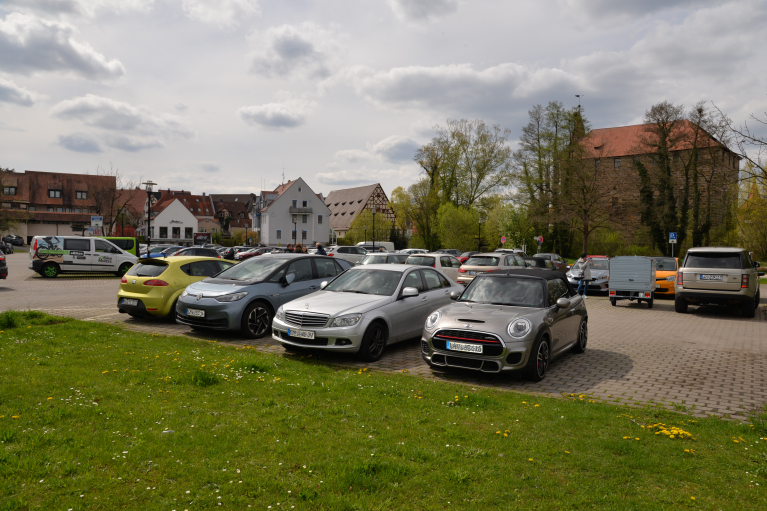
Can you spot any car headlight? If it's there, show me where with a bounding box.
[214,291,248,302]
[275,306,285,321]
[181,288,189,297]
[507,318,532,338]
[666,276,676,282]
[425,310,442,330]
[330,314,362,327]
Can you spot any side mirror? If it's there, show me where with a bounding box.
[556,297,571,309]
[759,272,765,277]
[754,261,761,268]
[449,291,460,301]
[320,281,328,290]
[283,272,295,286]
[401,287,419,298]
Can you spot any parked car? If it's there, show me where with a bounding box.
[357,253,409,265]
[674,247,763,317]
[398,248,428,255]
[421,269,587,381]
[272,264,464,361]
[522,257,556,270]
[532,253,568,272]
[327,246,367,264]
[3,234,24,246]
[652,257,678,295]
[175,254,353,338]
[566,255,610,291]
[458,252,527,285]
[0,253,7,279]
[102,237,139,256]
[495,248,528,257]
[356,241,395,252]
[608,256,657,308]
[142,245,184,258]
[457,251,479,264]
[238,247,272,261]
[1,241,13,254]
[170,247,221,258]
[118,256,235,319]
[29,236,138,278]
[405,253,462,282]
[436,249,463,258]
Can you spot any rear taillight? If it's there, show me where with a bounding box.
[458,267,466,273]
[609,290,615,296]
[144,279,169,287]
[677,272,683,286]
[33,239,37,251]
[644,292,651,298]
[742,274,749,288]
[328,254,334,257]
[120,276,127,284]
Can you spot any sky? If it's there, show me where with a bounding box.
[1,0,765,198]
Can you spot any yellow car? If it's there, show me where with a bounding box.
[117,256,235,318]
[652,257,679,295]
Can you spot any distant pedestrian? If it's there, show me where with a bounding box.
[315,243,326,255]
[301,245,308,253]
[285,244,294,253]
[574,252,592,298]
[295,243,303,253]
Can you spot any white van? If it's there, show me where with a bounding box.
[356,241,395,252]
[29,236,138,278]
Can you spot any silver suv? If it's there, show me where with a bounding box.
[674,247,763,317]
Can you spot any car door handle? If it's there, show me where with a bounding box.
[309,286,318,290]
[421,296,428,302]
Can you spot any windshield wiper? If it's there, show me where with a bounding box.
[342,289,369,294]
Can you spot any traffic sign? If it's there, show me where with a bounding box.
[91,215,103,227]
[669,232,677,244]
[501,236,506,244]
[537,236,543,245]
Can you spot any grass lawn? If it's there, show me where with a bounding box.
[1,311,766,510]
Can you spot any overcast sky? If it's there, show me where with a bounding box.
[1,0,764,197]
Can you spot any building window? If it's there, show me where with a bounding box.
[302,230,307,240]
[292,200,297,208]
[159,226,168,238]
[302,200,307,207]
[276,230,281,240]
[614,158,620,168]
[673,152,679,162]
[47,206,54,212]
[302,215,307,224]
[318,215,322,224]
[74,208,80,213]
[185,227,193,238]
[594,159,600,168]
[199,228,206,233]
[1,203,10,209]
[56,207,63,212]
[697,152,701,161]
[65,207,72,212]
[28,206,35,211]
[3,187,16,195]
[76,191,87,200]
[172,227,181,238]
[20,204,26,210]
[48,190,61,198]
[292,214,297,223]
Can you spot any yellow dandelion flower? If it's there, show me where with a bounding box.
[522,401,527,404]
[635,438,639,441]
[11,415,19,419]
[565,451,570,454]
[528,458,533,461]
[691,497,695,500]
[503,433,508,437]
[496,431,501,434]
[102,370,108,374]
[534,404,540,408]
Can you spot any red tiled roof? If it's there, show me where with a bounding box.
[116,188,146,217]
[586,120,725,158]
[152,193,213,218]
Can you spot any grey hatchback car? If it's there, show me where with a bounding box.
[421,269,588,381]
[175,254,352,338]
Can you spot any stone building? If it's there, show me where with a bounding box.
[324,183,395,240]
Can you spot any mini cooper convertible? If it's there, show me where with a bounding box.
[421,269,588,381]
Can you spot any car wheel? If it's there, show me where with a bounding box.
[241,301,272,339]
[610,298,616,306]
[675,296,688,313]
[116,262,132,277]
[41,262,59,278]
[357,322,387,362]
[571,320,587,353]
[742,296,755,318]
[647,296,654,309]
[525,336,550,382]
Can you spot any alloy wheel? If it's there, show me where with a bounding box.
[536,341,549,378]
[579,322,588,350]
[247,306,270,336]
[44,266,57,277]
[368,327,385,359]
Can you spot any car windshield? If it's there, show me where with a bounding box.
[685,252,742,269]
[465,256,500,266]
[215,257,286,281]
[573,258,609,270]
[406,256,435,266]
[361,255,388,265]
[127,261,167,277]
[653,257,678,271]
[324,269,401,296]
[459,277,544,308]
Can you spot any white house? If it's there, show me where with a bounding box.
[256,178,330,247]
[147,197,199,245]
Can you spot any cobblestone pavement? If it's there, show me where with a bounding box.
[2,251,766,420]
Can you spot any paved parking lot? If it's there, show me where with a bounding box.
[2,251,766,420]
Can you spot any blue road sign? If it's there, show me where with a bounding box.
[669,232,677,243]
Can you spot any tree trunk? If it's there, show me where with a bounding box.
[581,218,589,254]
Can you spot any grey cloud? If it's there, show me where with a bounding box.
[388,0,459,22]
[57,133,101,153]
[2,0,155,17]
[105,135,163,152]
[557,0,720,22]
[182,0,260,28]
[174,103,188,112]
[0,13,125,80]
[201,163,220,172]
[237,98,316,130]
[369,135,419,163]
[316,167,417,187]
[0,77,39,106]
[248,22,338,79]
[50,94,195,138]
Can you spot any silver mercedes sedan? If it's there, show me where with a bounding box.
[421,269,588,381]
[271,264,464,361]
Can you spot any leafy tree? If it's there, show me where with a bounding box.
[436,202,481,252]
[344,209,392,246]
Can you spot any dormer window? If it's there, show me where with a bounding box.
[48,189,62,198]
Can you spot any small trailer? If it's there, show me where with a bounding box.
[608,256,657,308]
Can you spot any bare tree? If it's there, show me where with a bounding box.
[88,164,140,236]
[714,101,767,185]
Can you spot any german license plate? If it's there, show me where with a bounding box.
[446,342,482,354]
[121,298,138,306]
[288,328,315,340]
[186,308,205,317]
[655,285,661,289]
[700,274,724,281]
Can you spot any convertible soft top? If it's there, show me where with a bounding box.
[484,268,576,294]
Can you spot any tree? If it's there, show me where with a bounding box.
[715,101,767,185]
[0,166,27,234]
[344,209,392,246]
[737,164,767,260]
[88,164,139,236]
[435,202,481,252]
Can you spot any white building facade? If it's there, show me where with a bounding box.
[258,178,330,246]
[147,199,199,245]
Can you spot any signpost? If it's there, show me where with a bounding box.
[501,235,506,248]
[536,235,543,253]
[669,232,677,257]
[90,215,103,236]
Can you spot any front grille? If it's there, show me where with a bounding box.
[285,311,329,328]
[432,329,503,357]
[506,352,522,365]
[445,356,483,369]
[176,314,228,329]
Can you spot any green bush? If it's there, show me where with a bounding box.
[0,310,23,329]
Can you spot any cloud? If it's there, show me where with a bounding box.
[0,12,125,80]
[557,0,719,22]
[248,22,340,79]
[388,0,460,22]
[200,162,220,173]
[174,102,188,112]
[334,135,420,164]
[316,167,417,187]
[237,95,316,130]
[104,135,163,152]
[2,0,155,18]
[57,133,101,153]
[0,77,41,106]
[182,0,260,28]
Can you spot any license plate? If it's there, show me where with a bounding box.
[655,285,661,289]
[186,308,205,317]
[288,328,315,340]
[467,271,472,275]
[700,274,724,281]
[121,298,138,306]
[446,341,482,354]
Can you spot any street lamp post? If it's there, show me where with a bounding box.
[371,205,377,252]
[478,217,484,252]
[143,181,156,247]
[364,225,367,245]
